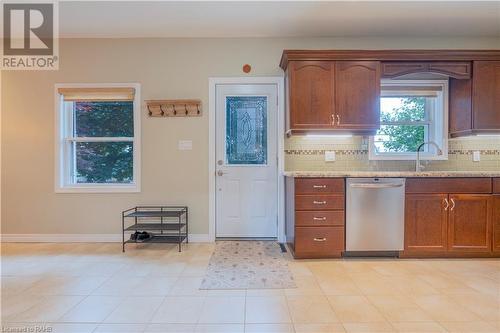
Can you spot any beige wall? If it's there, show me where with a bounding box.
[2,37,499,236]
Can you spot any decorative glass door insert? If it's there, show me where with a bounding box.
[225,96,267,165]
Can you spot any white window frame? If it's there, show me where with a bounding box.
[54,83,141,193]
[369,79,449,161]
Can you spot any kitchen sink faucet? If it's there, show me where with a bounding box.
[416,141,443,172]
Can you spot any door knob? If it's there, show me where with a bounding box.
[217,170,226,176]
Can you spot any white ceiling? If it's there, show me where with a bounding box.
[59,1,500,38]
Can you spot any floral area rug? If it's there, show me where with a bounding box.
[200,241,296,289]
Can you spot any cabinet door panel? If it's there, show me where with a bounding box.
[448,194,492,252]
[428,62,471,79]
[449,78,472,136]
[381,62,428,78]
[494,195,500,253]
[405,194,448,253]
[335,61,380,130]
[289,61,334,129]
[382,62,471,79]
[472,61,500,130]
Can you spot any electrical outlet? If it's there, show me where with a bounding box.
[178,140,193,150]
[473,151,480,162]
[325,151,336,162]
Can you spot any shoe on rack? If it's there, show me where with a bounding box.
[130,231,140,241]
[137,231,152,242]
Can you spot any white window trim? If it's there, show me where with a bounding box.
[54,83,141,193]
[369,79,449,161]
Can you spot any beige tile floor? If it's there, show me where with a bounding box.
[1,242,500,333]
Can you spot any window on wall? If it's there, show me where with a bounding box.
[55,84,141,192]
[369,80,448,160]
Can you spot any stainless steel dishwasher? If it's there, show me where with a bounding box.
[346,178,405,255]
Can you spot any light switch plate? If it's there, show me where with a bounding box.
[473,151,480,162]
[178,140,193,150]
[325,151,336,162]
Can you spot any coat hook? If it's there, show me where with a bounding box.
[185,104,188,115]
[159,105,166,116]
[173,104,177,115]
[147,104,153,116]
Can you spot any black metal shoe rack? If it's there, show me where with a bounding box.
[122,206,188,252]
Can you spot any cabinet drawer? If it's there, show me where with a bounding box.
[295,211,344,227]
[295,227,344,258]
[405,178,492,194]
[295,178,344,194]
[493,178,500,194]
[295,195,344,210]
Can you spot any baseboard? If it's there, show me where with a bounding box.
[0,233,212,243]
[187,234,212,242]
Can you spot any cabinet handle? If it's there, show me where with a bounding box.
[313,201,327,205]
[313,217,327,221]
[313,185,327,189]
[450,198,456,211]
[443,198,449,211]
[331,114,335,125]
[336,114,340,125]
[313,237,327,242]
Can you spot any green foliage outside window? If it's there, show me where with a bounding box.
[376,97,427,153]
[74,101,134,183]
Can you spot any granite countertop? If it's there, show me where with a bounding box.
[284,171,500,178]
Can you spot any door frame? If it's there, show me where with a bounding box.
[208,76,285,242]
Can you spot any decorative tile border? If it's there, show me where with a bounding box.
[448,149,500,155]
[285,149,367,156]
[285,149,500,156]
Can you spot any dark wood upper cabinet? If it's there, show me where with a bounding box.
[381,62,471,79]
[281,50,500,137]
[335,61,380,131]
[405,194,448,253]
[450,61,500,137]
[286,60,380,135]
[448,194,492,253]
[449,78,472,136]
[472,61,500,131]
[288,61,334,130]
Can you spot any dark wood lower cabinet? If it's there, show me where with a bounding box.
[448,194,492,252]
[493,195,500,253]
[404,190,496,257]
[294,226,344,258]
[405,194,448,253]
[287,177,345,259]
[286,177,499,259]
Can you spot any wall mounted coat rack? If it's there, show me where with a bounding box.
[146,100,202,117]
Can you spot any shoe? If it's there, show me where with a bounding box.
[137,231,152,242]
[130,231,140,241]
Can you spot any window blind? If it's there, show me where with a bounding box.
[381,85,442,98]
[58,87,135,101]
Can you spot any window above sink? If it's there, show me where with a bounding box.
[369,79,448,161]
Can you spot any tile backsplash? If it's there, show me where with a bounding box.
[285,136,500,172]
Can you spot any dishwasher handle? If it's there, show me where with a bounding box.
[349,183,404,189]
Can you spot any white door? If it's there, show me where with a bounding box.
[215,84,278,238]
